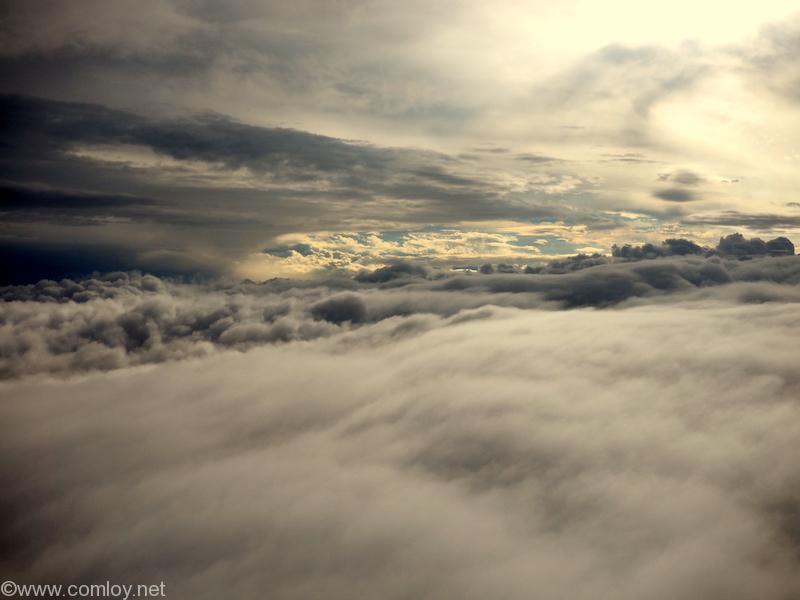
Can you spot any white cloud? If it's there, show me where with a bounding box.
[3,297,800,598]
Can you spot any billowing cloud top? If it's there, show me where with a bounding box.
[3,252,800,598]
[2,244,799,378]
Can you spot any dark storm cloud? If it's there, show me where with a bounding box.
[653,188,697,202]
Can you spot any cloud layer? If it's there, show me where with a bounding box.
[3,284,800,598]
[2,254,800,380]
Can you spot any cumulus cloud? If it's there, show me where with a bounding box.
[2,240,800,600]
[2,252,800,378]
[4,297,800,599]
[354,261,429,284]
[310,293,367,324]
[612,234,796,260]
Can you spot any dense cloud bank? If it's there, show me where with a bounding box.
[2,254,800,378]
[3,301,800,599]
[612,233,795,259]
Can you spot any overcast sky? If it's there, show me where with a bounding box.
[2,0,800,281]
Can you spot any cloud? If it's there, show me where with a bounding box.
[613,234,796,259]
[612,238,705,259]
[0,94,445,177]
[0,94,617,283]
[310,294,367,324]
[602,152,660,164]
[354,261,429,284]
[658,170,704,185]
[2,252,800,378]
[684,211,800,230]
[514,153,561,163]
[652,188,698,202]
[2,2,799,253]
[3,293,800,598]
[472,147,509,154]
[740,16,800,103]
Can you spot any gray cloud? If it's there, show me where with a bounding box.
[0,94,444,177]
[354,262,429,284]
[740,16,800,103]
[611,234,797,259]
[612,238,705,259]
[658,169,704,185]
[472,147,509,154]
[602,152,660,164]
[539,44,700,115]
[515,152,562,163]
[684,211,800,230]
[531,42,709,149]
[310,294,368,325]
[0,94,604,283]
[653,188,697,202]
[0,0,486,132]
[2,252,799,378]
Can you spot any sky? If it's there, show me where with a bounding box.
[2,0,800,282]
